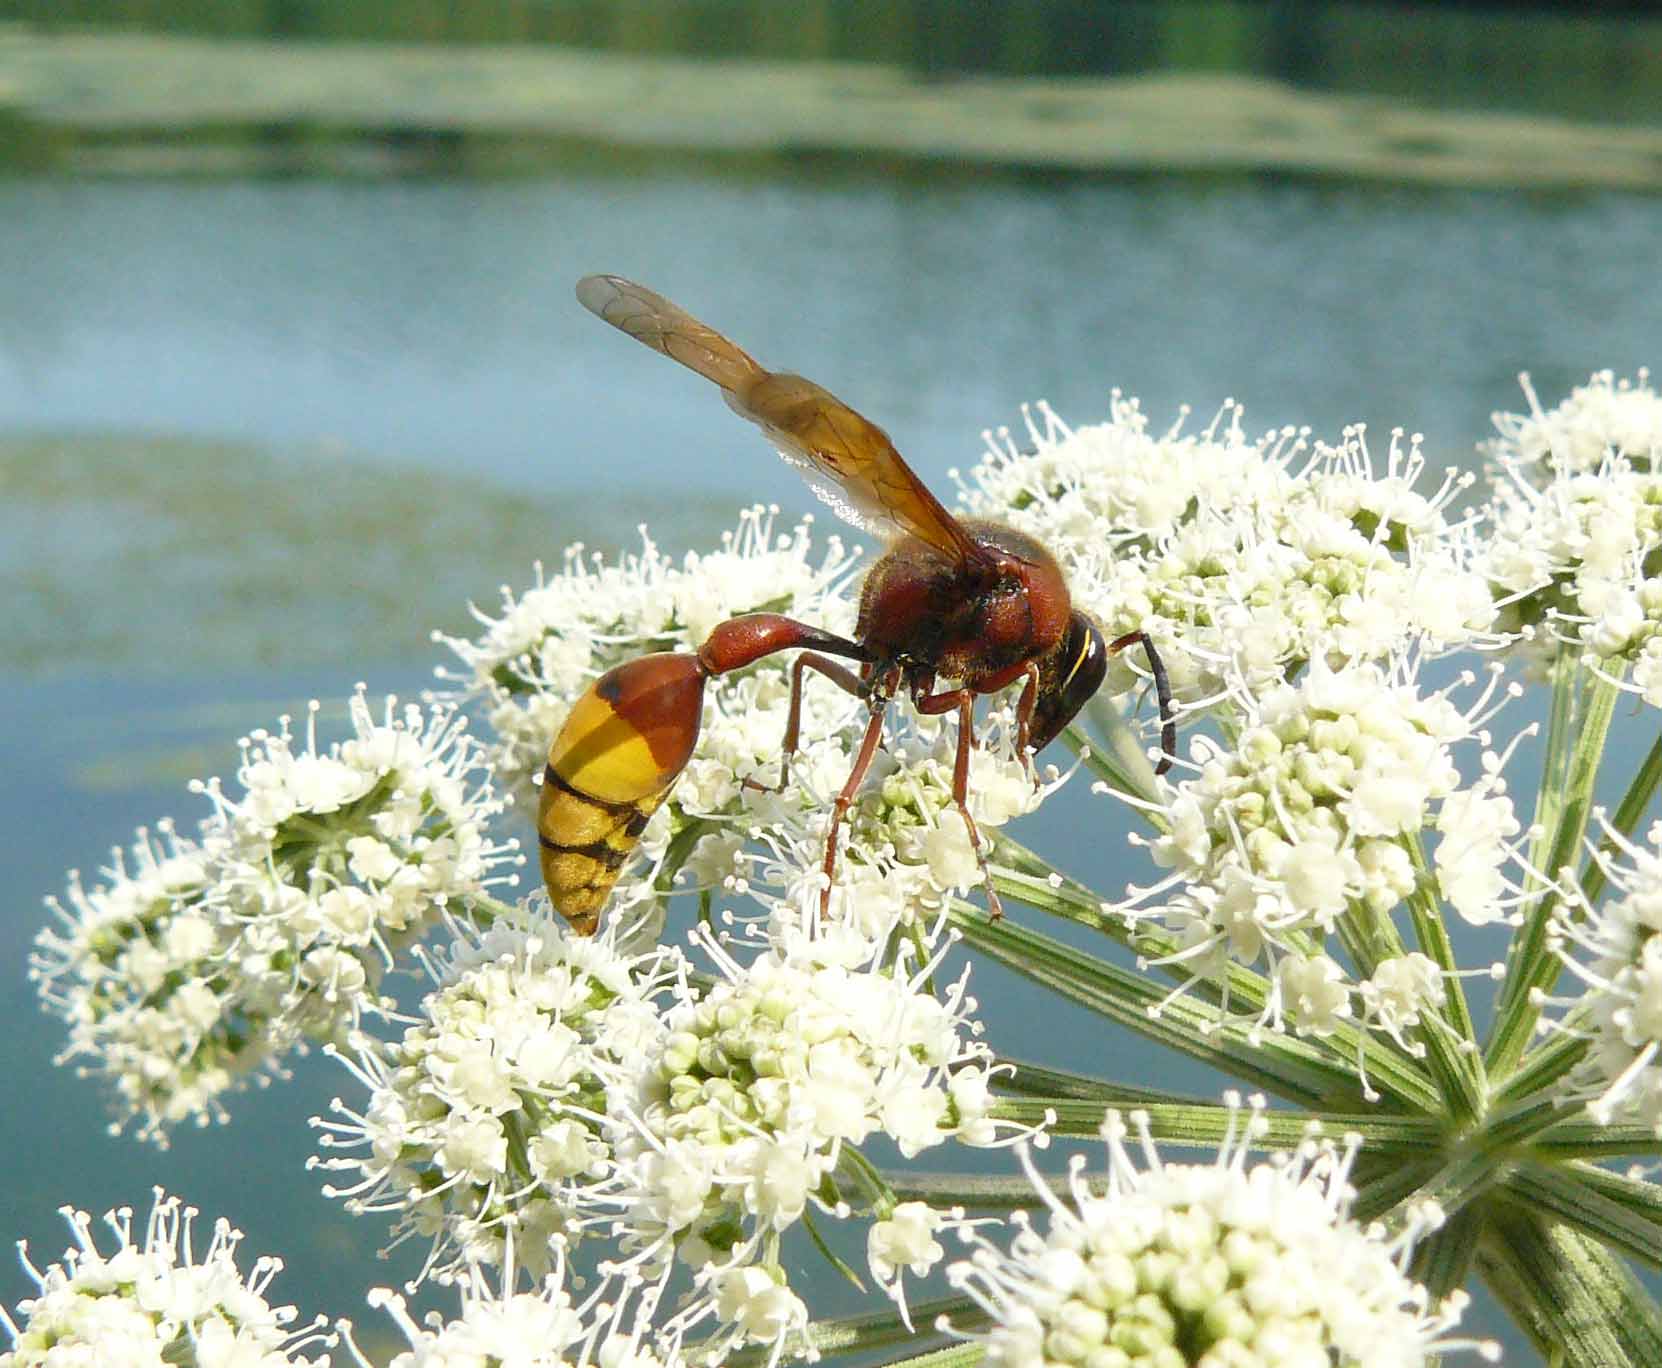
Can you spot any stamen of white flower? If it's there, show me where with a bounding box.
[1544,816,1662,1132]
[310,900,680,1285]
[3,1189,335,1365]
[342,1232,665,1368]
[963,400,1497,718]
[941,1098,1497,1367]
[1111,653,1526,1043]
[1491,368,1662,474]
[867,1200,953,1330]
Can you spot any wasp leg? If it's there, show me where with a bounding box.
[913,684,1004,920]
[1011,661,1043,785]
[820,700,891,918]
[1108,629,1177,776]
[741,652,865,796]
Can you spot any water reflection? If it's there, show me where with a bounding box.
[2,171,1657,516]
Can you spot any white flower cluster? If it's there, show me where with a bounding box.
[314,904,678,1284]
[947,1102,1497,1368]
[345,1242,672,1368]
[604,925,1001,1362]
[1479,458,1662,678]
[438,507,861,818]
[1123,658,1520,1033]
[1477,373,1662,704]
[961,399,1491,713]
[1551,820,1662,1133]
[1490,369,1662,474]
[32,688,510,1142]
[32,824,254,1142]
[319,883,1003,1363]
[0,1190,334,1367]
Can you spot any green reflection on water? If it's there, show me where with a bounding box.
[0,431,733,677]
[3,5,1662,186]
[8,0,1662,125]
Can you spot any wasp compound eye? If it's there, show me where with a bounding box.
[1029,613,1108,753]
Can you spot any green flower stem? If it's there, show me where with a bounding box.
[1575,724,1662,907]
[950,903,1345,1105]
[654,816,712,897]
[990,1096,1445,1153]
[1071,703,1165,820]
[1505,1162,1662,1268]
[1333,875,1484,1128]
[1494,1027,1590,1106]
[1532,1122,1662,1160]
[1482,1204,1662,1368]
[1332,898,1397,986]
[990,1055,1203,1104]
[801,1205,869,1292]
[1408,1202,1483,1303]
[837,1143,899,1216]
[1410,1142,1511,1222]
[1563,1163,1662,1233]
[879,1169,1066,1212]
[950,904,1440,1112]
[861,1344,986,1368]
[1555,1163,1662,1236]
[990,840,1433,1105]
[1483,1094,1579,1150]
[1073,739,1153,809]
[1350,1154,1446,1224]
[456,891,519,927]
[988,854,1269,1015]
[715,1295,989,1368]
[1400,833,1485,1120]
[1488,663,1619,1078]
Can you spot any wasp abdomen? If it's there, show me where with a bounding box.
[538,652,708,933]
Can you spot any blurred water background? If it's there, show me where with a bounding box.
[3,3,1662,1361]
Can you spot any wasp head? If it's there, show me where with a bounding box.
[1028,612,1107,753]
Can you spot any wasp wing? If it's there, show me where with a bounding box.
[576,274,986,566]
[576,274,763,394]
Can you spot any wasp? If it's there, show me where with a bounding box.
[537,275,1175,933]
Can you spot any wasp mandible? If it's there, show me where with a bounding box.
[537,275,1175,932]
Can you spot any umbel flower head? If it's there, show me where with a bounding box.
[0,1189,335,1367]
[344,1235,674,1368]
[1477,454,1662,680]
[603,920,1006,1364]
[1478,371,1662,692]
[198,687,512,1029]
[961,399,1491,710]
[946,1100,1498,1368]
[1117,653,1523,1041]
[1489,368,1662,474]
[1548,818,1662,1133]
[313,901,681,1285]
[31,687,512,1143]
[31,823,252,1142]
